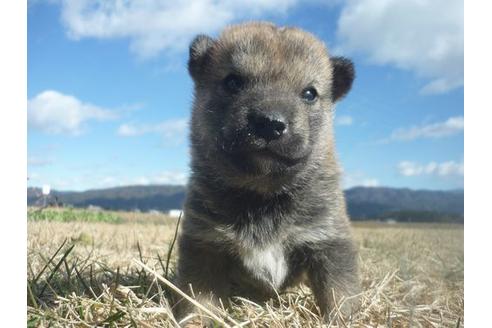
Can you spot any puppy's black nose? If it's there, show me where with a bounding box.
[248,112,287,142]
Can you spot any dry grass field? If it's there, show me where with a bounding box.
[27,209,464,327]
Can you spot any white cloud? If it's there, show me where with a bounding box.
[28,90,117,135]
[117,119,188,140]
[59,0,299,58]
[89,171,189,189]
[387,116,463,142]
[133,171,189,186]
[40,1,464,93]
[95,171,188,188]
[335,115,353,126]
[27,172,41,181]
[398,160,464,177]
[94,170,188,188]
[360,178,379,187]
[28,0,60,7]
[115,171,188,186]
[343,170,380,189]
[28,156,54,167]
[28,170,189,191]
[373,116,464,144]
[336,0,463,94]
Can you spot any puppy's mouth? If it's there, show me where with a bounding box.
[249,149,309,166]
[218,130,311,173]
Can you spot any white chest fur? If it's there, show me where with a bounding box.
[240,243,288,289]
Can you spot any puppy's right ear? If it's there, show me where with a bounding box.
[188,35,215,81]
[331,57,355,102]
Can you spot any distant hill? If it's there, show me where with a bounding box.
[27,185,187,212]
[345,187,464,220]
[27,185,463,222]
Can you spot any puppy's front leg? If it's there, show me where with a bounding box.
[174,235,232,325]
[307,239,360,321]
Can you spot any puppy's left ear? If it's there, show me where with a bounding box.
[331,57,355,102]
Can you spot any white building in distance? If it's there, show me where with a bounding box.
[168,209,183,218]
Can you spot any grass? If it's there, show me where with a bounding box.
[28,207,121,223]
[27,208,464,327]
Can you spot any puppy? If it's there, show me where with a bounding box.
[175,22,360,322]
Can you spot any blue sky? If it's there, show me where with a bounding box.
[27,0,463,191]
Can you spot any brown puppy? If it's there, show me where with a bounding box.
[175,22,359,323]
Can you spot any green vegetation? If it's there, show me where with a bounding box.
[28,208,121,223]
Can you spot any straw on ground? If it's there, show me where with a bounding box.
[27,209,464,327]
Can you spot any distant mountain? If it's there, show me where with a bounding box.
[27,185,187,212]
[27,185,464,222]
[344,187,463,221]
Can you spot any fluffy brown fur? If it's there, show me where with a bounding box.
[175,22,359,323]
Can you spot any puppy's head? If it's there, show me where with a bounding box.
[189,22,354,191]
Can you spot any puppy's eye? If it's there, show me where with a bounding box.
[223,74,243,93]
[301,87,318,102]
